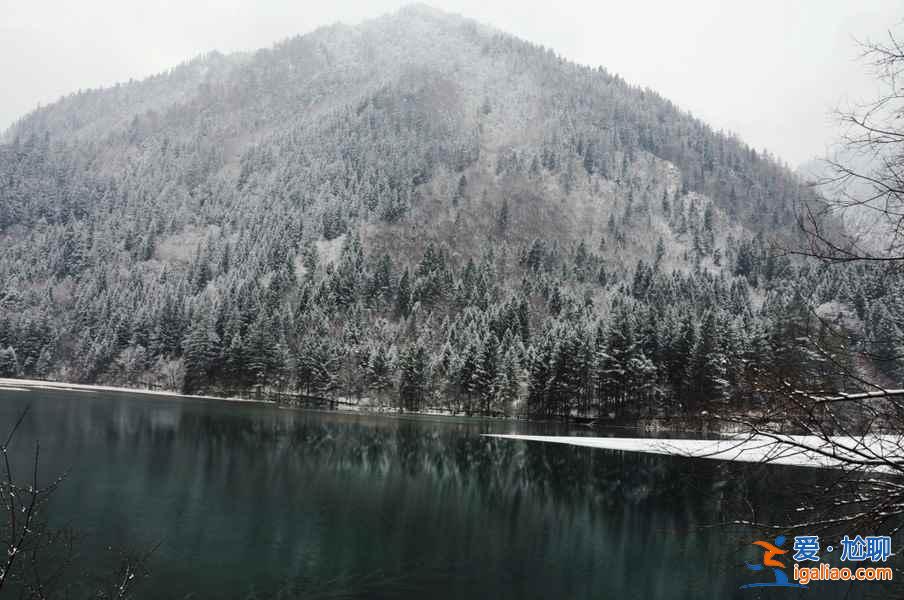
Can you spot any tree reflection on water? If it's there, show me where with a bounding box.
[0,389,898,599]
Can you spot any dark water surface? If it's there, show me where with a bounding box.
[0,388,898,599]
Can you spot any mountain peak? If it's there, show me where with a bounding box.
[0,2,851,415]
[396,3,451,18]
[371,3,487,38]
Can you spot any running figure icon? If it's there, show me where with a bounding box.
[740,535,807,589]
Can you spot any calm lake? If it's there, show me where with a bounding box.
[0,388,898,599]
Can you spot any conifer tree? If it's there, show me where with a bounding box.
[0,346,20,377]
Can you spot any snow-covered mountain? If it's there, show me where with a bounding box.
[1,5,898,412]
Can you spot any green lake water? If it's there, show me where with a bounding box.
[0,388,898,599]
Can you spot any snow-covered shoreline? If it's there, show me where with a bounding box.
[5,378,901,472]
[485,433,904,471]
[0,378,527,420]
[0,377,274,405]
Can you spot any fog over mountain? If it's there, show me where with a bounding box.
[1,5,901,415]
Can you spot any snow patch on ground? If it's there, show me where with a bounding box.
[485,434,904,471]
[0,378,273,405]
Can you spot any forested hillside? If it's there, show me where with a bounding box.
[1,5,901,418]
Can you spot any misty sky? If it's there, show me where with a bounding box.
[1,0,900,166]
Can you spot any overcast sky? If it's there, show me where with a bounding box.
[1,0,901,166]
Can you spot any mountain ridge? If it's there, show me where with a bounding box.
[1,5,898,416]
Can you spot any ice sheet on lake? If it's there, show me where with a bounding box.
[485,434,904,471]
